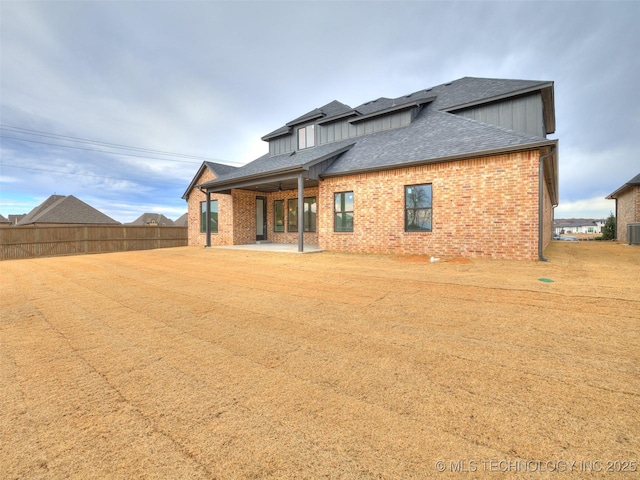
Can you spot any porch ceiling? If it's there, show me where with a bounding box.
[234,177,319,194]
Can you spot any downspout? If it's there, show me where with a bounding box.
[538,147,556,261]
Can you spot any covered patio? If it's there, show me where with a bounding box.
[198,142,355,252]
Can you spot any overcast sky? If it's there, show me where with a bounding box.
[1,0,639,223]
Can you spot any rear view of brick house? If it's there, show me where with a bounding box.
[183,77,559,260]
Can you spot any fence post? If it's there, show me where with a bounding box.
[35,226,41,258]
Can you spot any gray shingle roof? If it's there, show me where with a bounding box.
[128,213,175,226]
[322,108,552,176]
[182,161,239,199]
[428,77,551,111]
[0,214,10,224]
[201,76,555,191]
[606,171,640,199]
[17,195,120,225]
[200,140,356,188]
[174,213,188,226]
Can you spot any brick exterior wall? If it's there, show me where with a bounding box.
[318,151,542,260]
[542,171,553,250]
[615,185,640,242]
[187,151,548,260]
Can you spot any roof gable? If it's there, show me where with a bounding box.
[182,161,239,199]
[606,171,640,199]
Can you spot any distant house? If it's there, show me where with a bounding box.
[183,77,559,260]
[17,195,120,226]
[553,218,605,235]
[174,213,188,227]
[8,214,26,226]
[0,214,10,227]
[606,172,640,242]
[128,213,175,226]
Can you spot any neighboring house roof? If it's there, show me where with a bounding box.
[0,214,10,225]
[128,213,175,226]
[199,76,557,201]
[182,161,239,199]
[554,218,605,228]
[17,195,120,225]
[8,214,26,225]
[606,172,640,199]
[174,213,188,226]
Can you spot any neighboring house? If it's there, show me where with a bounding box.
[183,77,559,260]
[606,172,640,242]
[17,195,120,226]
[8,214,26,225]
[0,214,11,227]
[128,213,175,226]
[554,218,605,235]
[174,213,188,227]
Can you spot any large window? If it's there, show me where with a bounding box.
[297,125,315,149]
[274,200,284,232]
[405,184,432,232]
[334,191,354,232]
[200,200,218,233]
[288,197,316,232]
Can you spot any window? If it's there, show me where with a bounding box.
[288,197,316,232]
[200,200,218,233]
[297,125,315,149]
[334,191,354,232]
[405,184,432,232]
[274,200,284,232]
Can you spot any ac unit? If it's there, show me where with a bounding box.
[628,223,640,245]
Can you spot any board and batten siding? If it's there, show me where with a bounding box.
[269,108,415,156]
[453,93,546,138]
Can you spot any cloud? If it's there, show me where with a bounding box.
[554,196,615,220]
[1,1,639,223]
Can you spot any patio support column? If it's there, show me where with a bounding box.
[298,174,304,252]
[205,191,211,248]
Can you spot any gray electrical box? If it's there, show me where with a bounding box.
[627,223,640,245]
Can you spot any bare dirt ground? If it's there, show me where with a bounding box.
[1,242,638,479]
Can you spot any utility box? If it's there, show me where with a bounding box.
[627,223,640,245]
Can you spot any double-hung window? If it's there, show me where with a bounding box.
[404,184,432,232]
[297,125,315,149]
[334,191,354,232]
[288,197,316,232]
[200,200,218,233]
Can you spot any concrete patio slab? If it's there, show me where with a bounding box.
[210,243,323,254]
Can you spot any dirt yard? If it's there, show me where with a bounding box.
[1,242,638,479]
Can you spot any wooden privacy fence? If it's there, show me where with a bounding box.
[0,225,188,260]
